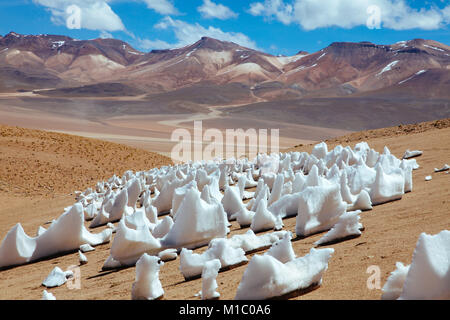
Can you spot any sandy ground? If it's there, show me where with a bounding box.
[0,119,449,300]
[0,97,349,157]
[0,124,171,197]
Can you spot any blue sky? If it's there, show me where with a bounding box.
[0,0,449,55]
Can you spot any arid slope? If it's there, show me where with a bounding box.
[0,120,448,300]
[0,124,171,197]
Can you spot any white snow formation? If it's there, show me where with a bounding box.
[376,60,399,76]
[382,230,450,300]
[0,204,111,268]
[434,164,450,172]
[106,218,162,268]
[131,253,164,300]
[295,184,347,237]
[315,210,363,246]
[381,262,410,300]
[79,244,95,253]
[226,230,288,253]
[0,138,420,302]
[235,247,334,299]
[161,188,228,249]
[402,149,422,159]
[179,230,289,280]
[250,198,279,232]
[264,232,296,263]
[179,237,247,280]
[158,248,177,261]
[78,250,88,265]
[201,259,221,300]
[42,267,73,288]
[41,290,56,300]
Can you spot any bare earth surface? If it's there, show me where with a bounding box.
[0,124,171,197]
[0,120,449,300]
[0,96,346,157]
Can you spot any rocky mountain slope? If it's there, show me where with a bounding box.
[1,32,448,101]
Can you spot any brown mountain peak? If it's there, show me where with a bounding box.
[296,50,309,55]
[5,31,22,38]
[191,36,241,51]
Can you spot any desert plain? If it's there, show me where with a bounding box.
[0,117,448,300]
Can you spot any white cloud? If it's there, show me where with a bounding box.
[142,0,178,15]
[140,16,258,50]
[198,0,238,20]
[99,30,113,38]
[440,5,450,23]
[248,2,265,15]
[249,0,293,25]
[33,0,125,31]
[248,0,450,30]
[137,38,173,50]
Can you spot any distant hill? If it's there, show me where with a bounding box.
[0,124,171,196]
[0,32,448,102]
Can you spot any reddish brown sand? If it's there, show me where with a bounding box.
[0,119,448,300]
[0,124,171,197]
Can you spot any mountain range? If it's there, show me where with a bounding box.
[1,31,449,102]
